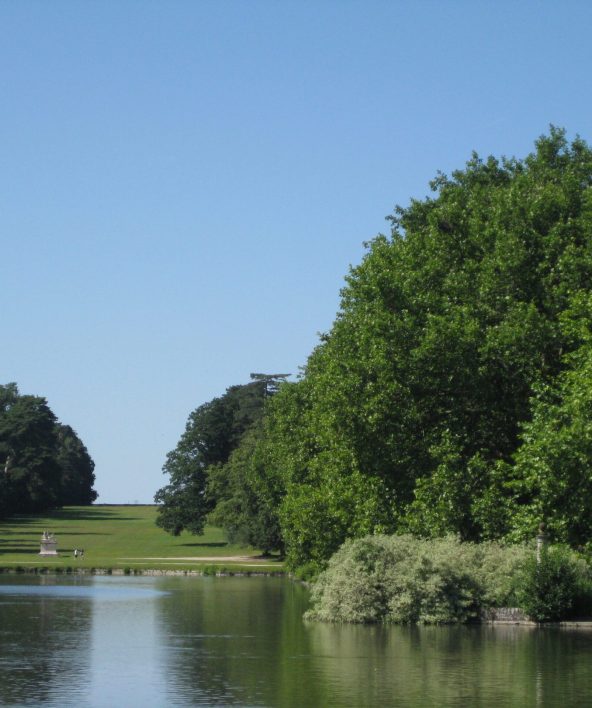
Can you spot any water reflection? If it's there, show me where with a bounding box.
[88,577,165,707]
[155,576,325,707]
[306,622,592,707]
[1,575,592,707]
[0,575,93,706]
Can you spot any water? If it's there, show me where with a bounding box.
[0,575,591,707]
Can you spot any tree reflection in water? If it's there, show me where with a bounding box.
[2,576,592,707]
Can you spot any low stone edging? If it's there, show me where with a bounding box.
[481,607,530,623]
[481,607,592,627]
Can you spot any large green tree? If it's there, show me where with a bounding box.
[263,128,592,567]
[0,390,61,513]
[0,383,97,517]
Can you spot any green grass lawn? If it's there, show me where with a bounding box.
[0,505,283,573]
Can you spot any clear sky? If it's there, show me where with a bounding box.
[2,1,591,503]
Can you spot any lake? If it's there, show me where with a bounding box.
[0,574,591,707]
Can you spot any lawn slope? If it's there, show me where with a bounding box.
[0,505,283,573]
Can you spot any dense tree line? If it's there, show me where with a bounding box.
[157,128,592,570]
[154,374,287,552]
[0,383,97,518]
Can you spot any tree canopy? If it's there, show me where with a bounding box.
[154,374,288,540]
[264,128,592,567]
[0,383,97,517]
[157,129,592,570]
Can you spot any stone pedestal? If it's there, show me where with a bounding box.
[39,531,58,556]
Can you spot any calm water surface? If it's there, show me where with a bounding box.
[0,574,591,707]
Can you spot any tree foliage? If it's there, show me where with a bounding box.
[56,424,98,506]
[305,534,530,624]
[0,383,97,517]
[158,129,592,568]
[154,374,288,541]
[207,421,283,553]
[262,128,592,566]
[506,294,592,545]
[516,545,590,622]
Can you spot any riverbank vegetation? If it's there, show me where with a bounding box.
[0,384,97,518]
[304,535,592,624]
[156,128,592,582]
[517,545,592,622]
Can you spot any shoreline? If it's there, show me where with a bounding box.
[1,568,591,628]
[0,565,285,577]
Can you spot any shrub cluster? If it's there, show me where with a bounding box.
[306,535,532,624]
[517,546,592,621]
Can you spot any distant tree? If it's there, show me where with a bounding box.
[249,373,290,397]
[55,424,98,505]
[207,421,284,553]
[154,374,289,537]
[0,383,97,517]
[0,393,61,513]
[154,397,228,536]
[0,384,19,518]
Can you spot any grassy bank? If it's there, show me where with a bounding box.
[0,505,284,573]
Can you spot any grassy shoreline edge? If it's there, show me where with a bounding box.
[4,505,592,628]
[0,504,284,575]
[2,565,592,630]
[0,565,286,576]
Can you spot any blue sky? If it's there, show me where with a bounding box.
[2,1,591,503]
